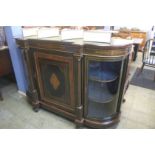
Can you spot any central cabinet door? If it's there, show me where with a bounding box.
[34,51,75,113]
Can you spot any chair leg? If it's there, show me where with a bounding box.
[137,63,144,76]
[0,91,3,101]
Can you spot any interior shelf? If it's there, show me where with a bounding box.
[88,81,113,103]
[87,101,116,119]
[89,69,118,82]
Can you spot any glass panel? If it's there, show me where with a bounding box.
[87,60,122,119]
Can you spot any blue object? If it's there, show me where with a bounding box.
[4,26,28,93]
[89,69,117,82]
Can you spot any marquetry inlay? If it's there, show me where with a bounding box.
[50,73,60,90]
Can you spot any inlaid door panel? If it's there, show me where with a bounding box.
[34,51,75,113]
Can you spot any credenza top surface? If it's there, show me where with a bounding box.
[16,36,132,49]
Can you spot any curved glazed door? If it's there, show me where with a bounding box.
[34,51,75,113]
[84,56,124,120]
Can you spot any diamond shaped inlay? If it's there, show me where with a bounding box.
[50,73,60,90]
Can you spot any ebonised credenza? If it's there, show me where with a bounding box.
[16,37,131,128]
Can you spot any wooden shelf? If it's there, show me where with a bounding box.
[89,69,118,82]
[88,82,113,103]
[87,101,116,119]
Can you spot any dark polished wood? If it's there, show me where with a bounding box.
[0,47,13,101]
[0,91,3,101]
[0,47,13,77]
[84,113,120,128]
[16,37,131,128]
